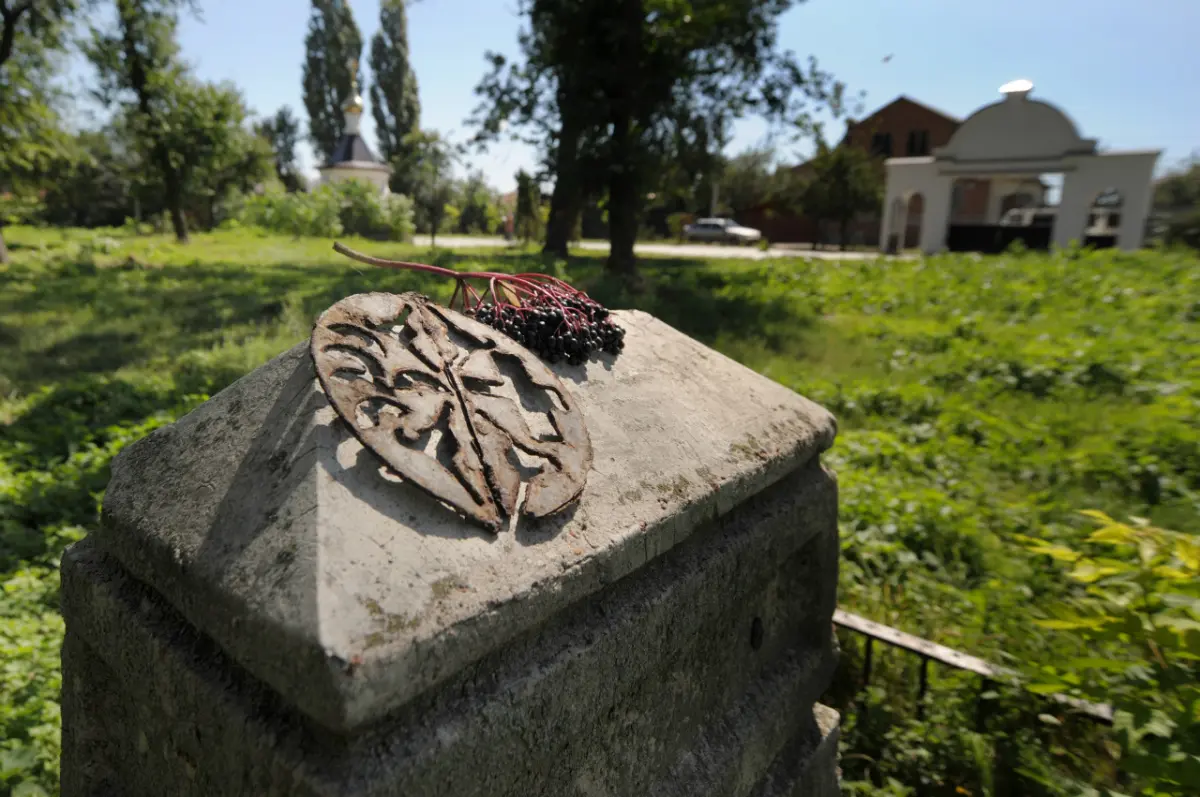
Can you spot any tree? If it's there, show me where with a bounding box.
[255,106,304,192]
[1156,153,1200,210]
[181,85,274,228]
[514,169,543,243]
[796,143,881,250]
[39,127,138,228]
[716,146,788,218]
[456,170,499,234]
[302,0,362,162]
[471,0,848,276]
[86,0,202,242]
[469,5,616,259]
[1153,154,1200,250]
[0,0,94,262]
[369,0,420,170]
[400,129,455,246]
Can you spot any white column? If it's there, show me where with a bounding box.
[1110,155,1160,251]
[879,193,896,253]
[1054,171,1093,250]
[879,163,901,252]
[919,175,953,255]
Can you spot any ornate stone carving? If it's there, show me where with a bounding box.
[311,292,592,531]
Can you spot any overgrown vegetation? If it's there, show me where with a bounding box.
[231,180,415,240]
[0,227,1197,795]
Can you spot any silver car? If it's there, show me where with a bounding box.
[683,217,763,245]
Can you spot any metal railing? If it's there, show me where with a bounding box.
[833,609,1113,725]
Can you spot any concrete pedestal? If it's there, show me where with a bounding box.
[61,309,842,796]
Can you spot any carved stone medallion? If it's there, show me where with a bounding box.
[311,292,592,531]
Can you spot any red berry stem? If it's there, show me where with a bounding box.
[333,242,625,364]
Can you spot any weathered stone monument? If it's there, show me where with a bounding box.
[60,294,842,796]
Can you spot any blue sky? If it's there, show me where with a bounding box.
[74,0,1200,193]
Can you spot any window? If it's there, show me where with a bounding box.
[1109,213,1121,228]
[906,130,930,156]
[870,132,893,158]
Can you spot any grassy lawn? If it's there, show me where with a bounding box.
[1,225,1198,795]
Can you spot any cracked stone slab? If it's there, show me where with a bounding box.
[97,308,837,732]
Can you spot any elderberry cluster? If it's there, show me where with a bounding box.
[469,297,626,365]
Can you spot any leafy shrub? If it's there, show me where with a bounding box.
[1163,208,1200,251]
[1021,512,1200,796]
[233,181,414,240]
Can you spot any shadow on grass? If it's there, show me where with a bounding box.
[2,249,814,446]
[3,249,814,391]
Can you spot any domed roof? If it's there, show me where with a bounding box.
[935,81,1097,163]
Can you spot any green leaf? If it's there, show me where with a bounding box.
[1161,616,1200,634]
[1176,538,1200,571]
[1087,525,1136,545]
[1153,565,1193,581]
[1027,682,1066,695]
[1138,536,1158,565]
[1080,509,1116,524]
[1028,543,1081,562]
[1137,709,1176,739]
[12,782,50,797]
[1035,616,1114,631]
[1064,656,1132,672]
[1068,561,1121,583]
[0,747,38,779]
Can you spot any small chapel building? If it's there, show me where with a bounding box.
[317,68,392,195]
[880,80,1161,254]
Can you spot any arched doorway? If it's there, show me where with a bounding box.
[949,178,989,224]
[1084,187,1123,248]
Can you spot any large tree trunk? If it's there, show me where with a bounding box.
[121,0,188,244]
[0,229,9,265]
[606,128,639,276]
[604,0,644,277]
[164,171,189,243]
[544,102,584,258]
[839,217,849,251]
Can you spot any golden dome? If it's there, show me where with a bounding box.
[343,59,363,115]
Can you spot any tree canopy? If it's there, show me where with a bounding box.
[795,142,882,250]
[256,106,305,192]
[401,129,456,245]
[87,0,271,242]
[302,0,363,162]
[472,0,849,274]
[0,0,96,261]
[369,0,420,169]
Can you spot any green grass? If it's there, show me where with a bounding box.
[1,224,1198,796]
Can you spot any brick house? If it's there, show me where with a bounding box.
[742,96,1017,246]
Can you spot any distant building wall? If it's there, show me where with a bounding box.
[753,97,962,245]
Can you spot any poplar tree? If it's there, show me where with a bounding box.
[302,0,363,162]
[369,0,420,168]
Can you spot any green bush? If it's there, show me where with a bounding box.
[667,212,691,242]
[1164,208,1200,251]
[1021,512,1200,796]
[233,181,414,240]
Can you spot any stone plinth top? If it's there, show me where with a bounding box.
[98,308,836,733]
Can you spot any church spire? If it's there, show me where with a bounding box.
[342,58,364,134]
